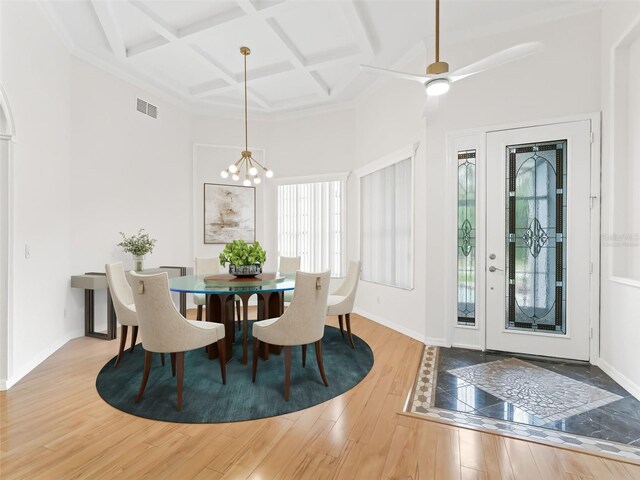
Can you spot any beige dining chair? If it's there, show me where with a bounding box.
[194,256,241,329]
[105,262,151,368]
[130,271,226,411]
[326,260,361,349]
[278,256,301,303]
[252,270,331,401]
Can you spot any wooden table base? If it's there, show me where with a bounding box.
[204,291,286,365]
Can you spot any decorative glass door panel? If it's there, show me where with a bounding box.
[506,141,566,333]
[458,150,476,326]
[485,121,592,361]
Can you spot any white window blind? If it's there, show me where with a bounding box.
[277,180,345,277]
[360,157,413,289]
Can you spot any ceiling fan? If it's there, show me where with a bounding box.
[361,0,544,97]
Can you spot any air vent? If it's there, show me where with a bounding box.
[146,103,157,119]
[136,97,147,114]
[135,97,158,119]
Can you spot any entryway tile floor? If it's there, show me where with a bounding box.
[436,348,640,445]
[406,346,640,462]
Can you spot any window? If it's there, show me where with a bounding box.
[277,180,345,277]
[458,149,476,326]
[360,157,413,289]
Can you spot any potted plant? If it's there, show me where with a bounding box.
[219,240,266,277]
[117,229,157,272]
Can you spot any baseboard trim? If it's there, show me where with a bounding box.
[353,308,426,344]
[598,357,640,401]
[425,337,447,347]
[1,335,73,390]
[451,343,482,350]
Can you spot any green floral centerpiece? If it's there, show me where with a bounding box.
[219,240,266,277]
[117,229,157,272]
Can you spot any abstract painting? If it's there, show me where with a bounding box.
[204,183,255,244]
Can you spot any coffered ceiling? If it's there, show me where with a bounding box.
[41,0,602,116]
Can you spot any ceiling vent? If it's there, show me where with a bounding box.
[136,97,158,119]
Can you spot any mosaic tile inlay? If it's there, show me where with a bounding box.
[447,358,623,422]
[406,346,640,463]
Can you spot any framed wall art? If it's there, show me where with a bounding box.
[203,183,255,244]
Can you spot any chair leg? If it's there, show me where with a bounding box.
[315,340,329,386]
[176,352,184,411]
[170,352,176,377]
[115,325,128,368]
[217,339,226,385]
[345,313,355,349]
[302,344,307,368]
[135,350,152,403]
[338,315,345,338]
[197,305,203,321]
[130,326,138,353]
[236,299,241,331]
[161,352,165,366]
[284,346,291,401]
[252,338,260,383]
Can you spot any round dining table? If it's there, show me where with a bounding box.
[169,273,295,365]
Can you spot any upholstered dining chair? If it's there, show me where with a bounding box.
[105,262,147,368]
[326,260,361,349]
[194,256,241,329]
[278,256,301,303]
[252,270,331,401]
[130,271,226,411]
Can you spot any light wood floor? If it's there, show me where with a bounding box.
[1,312,639,479]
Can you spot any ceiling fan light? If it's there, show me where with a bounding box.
[425,78,450,96]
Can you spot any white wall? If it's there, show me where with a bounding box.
[67,59,193,327]
[5,2,636,392]
[1,1,73,387]
[598,1,640,398]
[351,54,427,342]
[192,109,355,275]
[350,11,601,346]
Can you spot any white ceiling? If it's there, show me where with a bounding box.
[41,0,603,116]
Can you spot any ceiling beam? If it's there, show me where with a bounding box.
[128,0,177,40]
[235,1,330,98]
[341,1,376,58]
[90,1,127,59]
[126,1,246,57]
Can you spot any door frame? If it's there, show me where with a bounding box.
[0,83,16,390]
[444,112,601,364]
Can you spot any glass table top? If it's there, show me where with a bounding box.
[169,274,295,295]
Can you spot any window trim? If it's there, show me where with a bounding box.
[357,144,417,291]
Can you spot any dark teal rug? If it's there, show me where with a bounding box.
[95,325,374,423]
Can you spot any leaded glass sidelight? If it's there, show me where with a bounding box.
[458,150,476,326]
[505,140,567,333]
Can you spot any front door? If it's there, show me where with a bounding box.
[485,121,593,360]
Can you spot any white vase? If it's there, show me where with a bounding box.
[133,255,145,272]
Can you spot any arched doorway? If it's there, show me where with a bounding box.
[0,83,15,389]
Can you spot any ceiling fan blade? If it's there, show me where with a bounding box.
[448,42,544,82]
[360,64,430,84]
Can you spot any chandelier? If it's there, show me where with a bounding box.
[220,46,273,185]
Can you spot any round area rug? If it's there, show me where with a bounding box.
[96,325,374,423]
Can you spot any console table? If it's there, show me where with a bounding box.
[71,265,191,340]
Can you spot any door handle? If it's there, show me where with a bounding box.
[489,266,503,272]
